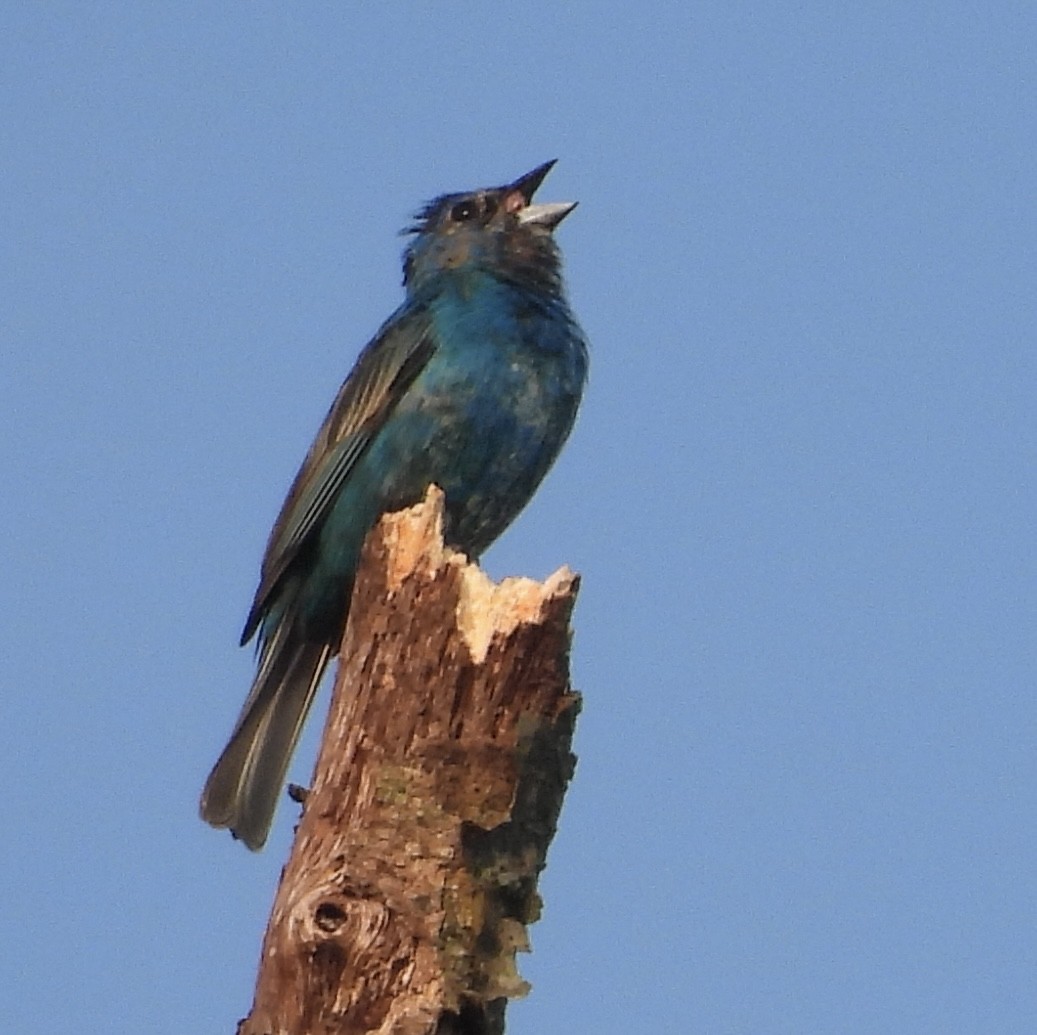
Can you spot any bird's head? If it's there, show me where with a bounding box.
[402,160,576,294]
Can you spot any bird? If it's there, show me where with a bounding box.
[200,160,588,850]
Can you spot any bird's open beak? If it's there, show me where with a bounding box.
[510,160,578,230]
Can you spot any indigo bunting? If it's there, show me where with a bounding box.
[200,161,588,850]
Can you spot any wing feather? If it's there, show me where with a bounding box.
[240,305,436,644]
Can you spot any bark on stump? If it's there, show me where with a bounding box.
[239,487,581,1035]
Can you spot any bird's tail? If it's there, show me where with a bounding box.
[200,631,331,851]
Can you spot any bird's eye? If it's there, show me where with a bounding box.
[450,200,478,222]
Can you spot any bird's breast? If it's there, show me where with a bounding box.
[359,276,583,553]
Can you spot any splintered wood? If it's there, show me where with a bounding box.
[240,487,581,1035]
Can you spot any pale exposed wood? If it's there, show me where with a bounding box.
[239,487,581,1035]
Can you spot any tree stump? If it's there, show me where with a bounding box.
[239,487,581,1035]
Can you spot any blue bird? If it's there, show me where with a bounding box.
[200,161,588,849]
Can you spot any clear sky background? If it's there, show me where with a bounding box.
[3,5,1034,1033]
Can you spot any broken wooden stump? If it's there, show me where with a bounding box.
[239,487,581,1035]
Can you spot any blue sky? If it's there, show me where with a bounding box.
[3,4,1035,1033]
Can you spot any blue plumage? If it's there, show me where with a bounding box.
[200,161,587,849]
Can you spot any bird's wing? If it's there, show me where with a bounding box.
[240,304,436,644]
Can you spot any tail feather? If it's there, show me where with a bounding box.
[200,637,331,850]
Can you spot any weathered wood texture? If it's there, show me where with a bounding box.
[239,488,581,1035]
